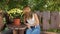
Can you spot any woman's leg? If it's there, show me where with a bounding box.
[32,25,40,34]
[26,29,32,34]
[32,29,40,34]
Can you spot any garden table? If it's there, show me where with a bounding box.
[7,24,27,34]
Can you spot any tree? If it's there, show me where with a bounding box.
[46,0,60,11]
[0,0,60,11]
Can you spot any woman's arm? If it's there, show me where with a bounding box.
[33,13,39,26]
[24,16,27,25]
[24,16,31,29]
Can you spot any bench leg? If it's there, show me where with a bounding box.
[19,30,25,34]
[13,30,17,34]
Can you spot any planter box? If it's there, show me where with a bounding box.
[41,31,60,34]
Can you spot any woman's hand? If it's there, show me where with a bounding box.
[26,24,31,29]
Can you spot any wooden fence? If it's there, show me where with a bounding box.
[36,11,60,30]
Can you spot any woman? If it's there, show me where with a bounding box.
[23,6,40,34]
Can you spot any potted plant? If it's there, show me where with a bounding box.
[7,8,24,26]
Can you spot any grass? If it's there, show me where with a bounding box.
[46,29,60,33]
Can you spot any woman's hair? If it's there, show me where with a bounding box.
[23,6,33,19]
[23,5,31,9]
[24,12,33,19]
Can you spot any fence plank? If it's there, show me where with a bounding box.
[50,12,59,29]
[43,11,50,30]
[58,12,60,29]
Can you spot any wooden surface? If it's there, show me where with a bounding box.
[13,30,17,34]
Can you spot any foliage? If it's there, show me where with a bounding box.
[0,0,9,11]
[46,0,60,11]
[46,29,60,33]
[0,0,60,11]
[28,0,47,11]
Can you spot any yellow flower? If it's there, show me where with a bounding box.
[7,12,10,14]
[7,8,23,18]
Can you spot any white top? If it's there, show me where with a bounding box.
[27,14,35,26]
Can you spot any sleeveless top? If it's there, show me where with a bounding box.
[27,14,35,26]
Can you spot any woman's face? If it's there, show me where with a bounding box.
[23,7,31,13]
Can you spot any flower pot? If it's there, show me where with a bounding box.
[13,18,21,26]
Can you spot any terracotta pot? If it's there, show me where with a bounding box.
[13,18,21,26]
